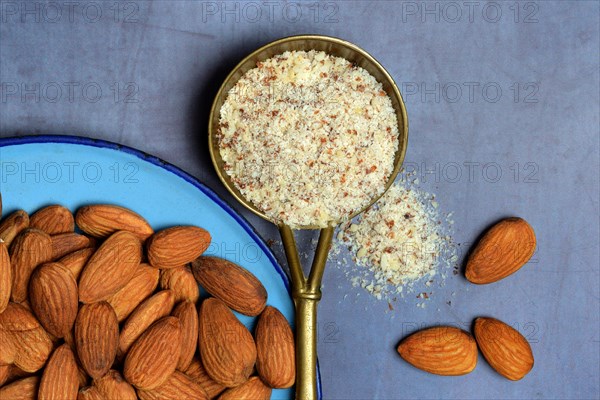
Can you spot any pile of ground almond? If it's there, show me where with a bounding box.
[334,176,457,303]
[218,50,399,227]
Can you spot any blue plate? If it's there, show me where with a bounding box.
[0,135,321,399]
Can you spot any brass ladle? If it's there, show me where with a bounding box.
[208,35,408,400]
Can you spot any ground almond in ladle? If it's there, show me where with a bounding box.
[218,50,399,227]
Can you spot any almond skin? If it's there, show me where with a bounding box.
[75,359,91,388]
[191,256,267,316]
[198,298,257,387]
[108,263,160,322]
[95,369,137,400]
[0,327,15,365]
[474,317,534,380]
[0,365,34,390]
[397,326,478,376]
[219,376,272,400]
[147,226,211,269]
[123,316,182,390]
[171,301,198,370]
[255,306,295,388]
[183,358,226,399]
[64,329,90,387]
[466,217,536,284]
[159,265,199,303]
[58,248,95,281]
[63,330,90,387]
[10,228,53,303]
[50,233,93,261]
[0,242,11,313]
[75,302,119,379]
[77,387,105,400]
[0,210,30,248]
[2,364,35,386]
[0,302,53,372]
[118,290,175,357]
[0,364,9,386]
[137,371,208,400]
[0,376,40,400]
[76,204,154,241]
[30,205,75,235]
[29,262,79,338]
[38,344,79,400]
[79,231,142,303]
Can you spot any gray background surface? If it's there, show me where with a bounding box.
[1,1,599,398]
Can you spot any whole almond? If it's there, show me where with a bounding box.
[474,317,534,380]
[75,302,119,379]
[58,248,95,280]
[466,217,536,284]
[0,376,40,400]
[397,326,478,376]
[0,302,53,372]
[192,256,267,316]
[51,233,92,260]
[10,228,52,303]
[79,231,142,303]
[0,242,11,313]
[76,204,154,241]
[29,262,78,338]
[30,205,75,235]
[123,316,182,390]
[95,369,137,400]
[219,376,272,400]
[77,387,105,400]
[38,344,79,400]
[198,298,256,387]
[108,263,160,322]
[0,210,30,248]
[118,290,175,357]
[184,358,226,399]
[137,371,208,400]
[147,226,211,269]
[160,265,199,304]
[171,301,198,370]
[255,306,295,388]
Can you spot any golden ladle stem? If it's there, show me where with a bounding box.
[279,224,334,400]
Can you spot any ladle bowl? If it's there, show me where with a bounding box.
[208,34,408,399]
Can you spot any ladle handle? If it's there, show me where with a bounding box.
[294,295,319,400]
[279,225,334,400]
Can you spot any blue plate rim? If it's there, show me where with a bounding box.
[0,134,322,399]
